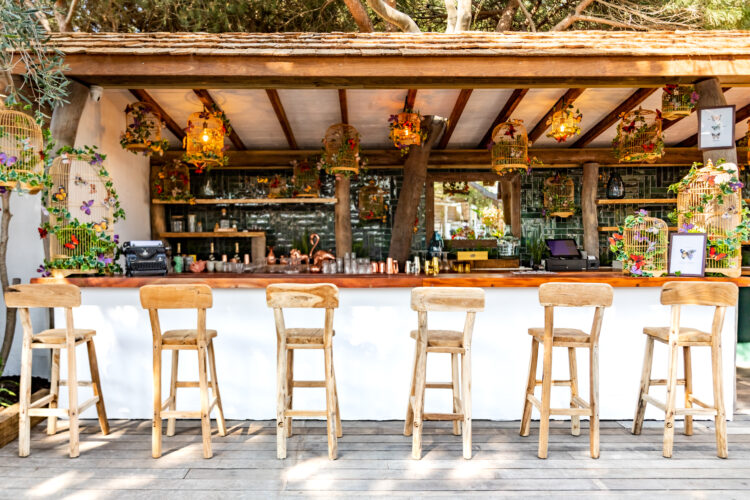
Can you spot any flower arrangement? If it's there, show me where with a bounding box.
[451,225,476,240]
[541,173,576,218]
[120,102,170,156]
[612,108,664,163]
[545,102,582,143]
[661,85,699,120]
[609,210,668,277]
[0,105,51,194]
[388,109,426,153]
[318,123,364,177]
[183,105,230,173]
[153,159,192,202]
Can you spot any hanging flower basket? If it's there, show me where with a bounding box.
[152,160,192,202]
[183,106,230,173]
[388,110,425,153]
[358,180,387,222]
[661,85,699,120]
[542,174,576,218]
[291,159,320,198]
[490,119,529,176]
[545,103,582,143]
[612,108,664,163]
[0,106,45,194]
[120,102,170,156]
[443,181,470,196]
[319,123,362,177]
[609,210,668,277]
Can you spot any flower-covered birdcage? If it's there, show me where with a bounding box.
[183,106,229,173]
[320,123,361,176]
[40,146,125,277]
[268,174,287,198]
[120,102,169,156]
[388,110,425,152]
[291,159,320,198]
[609,210,668,277]
[612,108,664,163]
[545,102,582,143]
[661,85,699,120]
[358,180,387,222]
[490,120,528,176]
[152,160,191,201]
[670,160,743,277]
[542,174,575,218]
[0,104,44,193]
[443,181,470,196]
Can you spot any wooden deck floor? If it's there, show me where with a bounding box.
[4,369,750,498]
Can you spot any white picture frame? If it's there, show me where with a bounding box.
[698,105,736,150]
[668,233,707,277]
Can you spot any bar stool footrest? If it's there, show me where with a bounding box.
[285,410,328,417]
[425,382,454,389]
[423,412,464,421]
[292,380,326,388]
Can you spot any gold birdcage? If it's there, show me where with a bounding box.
[183,107,227,172]
[152,160,190,200]
[676,160,742,277]
[613,108,664,163]
[545,104,582,143]
[490,120,528,176]
[661,85,696,120]
[542,175,575,218]
[121,102,168,156]
[291,160,320,198]
[622,216,668,277]
[358,180,387,222]
[389,111,422,149]
[0,106,44,193]
[324,123,361,175]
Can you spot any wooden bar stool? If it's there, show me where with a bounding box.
[266,283,342,460]
[4,284,109,458]
[632,281,737,458]
[140,284,226,459]
[520,282,613,459]
[404,287,484,460]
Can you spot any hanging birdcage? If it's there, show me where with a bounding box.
[490,120,528,176]
[358,180,387,222]
[120,102,169,156]
[545,103,582,143]
[621,216,668,277]
[389,110,424,151]
[291,159,320,198]
[152,160,191,201]
[612,108,664,163]
[675,160,742,277]
[0,105,44,193]
[661,85,698,120]
[443,181,470,196]
[183,107,228,173]
[542,174,575,218]
[322,123,361,175]
[268,174,287,199]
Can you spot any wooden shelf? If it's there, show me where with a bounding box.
[596,198,676,205]
[160,232,265,238]
[599,226,678,232]
[152,198,337,205]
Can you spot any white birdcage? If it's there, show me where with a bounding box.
[0,105,44,193]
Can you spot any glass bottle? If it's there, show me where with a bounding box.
[219,208,230,230]
[233,242,240,263]
[230,209,239,230]
[208,242,216,262]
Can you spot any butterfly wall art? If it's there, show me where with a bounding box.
[669,233,707,276]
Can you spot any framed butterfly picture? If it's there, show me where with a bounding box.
[668,233,707,277]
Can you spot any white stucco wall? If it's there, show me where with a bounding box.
[2,89,149,376]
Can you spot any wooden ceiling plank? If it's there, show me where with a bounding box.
[265,89,298,150]
[477,88,529,149]
[338,89,349,124]
[128,89,185,141]
[405,89,418,110]
[192,89,246,150]
[677,98,749,148]
[572,88,657,148]
[437,89,473,150]
[528,88,586,144]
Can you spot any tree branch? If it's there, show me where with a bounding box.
[445,0,458,33]
[24,0,51,32]
[552,0,596,30]
[516,0,536,31]
[342,0,374,32]
[495,1,518,31]
[365,0,421,32]
[455,0,472,32]
[53,0,78,32]
[571,14,649,30]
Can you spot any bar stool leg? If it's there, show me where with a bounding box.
[197,343,213,459]
[324,345,338,460]
[461,349,472,460]
[166,350,179,437]
[47,349,60,436]
[332,360,342,438]
[451,353,461,436]
[683,346,693,436]
[411,339,428,460]
[285,349,294,437]
[152,343,163,458]
[208,341,227,437]
[632,337,654,435]
[276,341,287,459]
[589,342,600,459]
[568,347,580,437]
[711,340,728,458]
[662,341,679,458]
[404,342,419,436]
[520,338,539,438]
[67,337,80,458]
[86,339,109,435]
[18,330,32,458]
[538,337,553,459]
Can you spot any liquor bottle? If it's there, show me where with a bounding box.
[230,209,239,231]
[232,242,240,263]
[208,242,216,261]
[219,208,230,230]
[176,242,181,255]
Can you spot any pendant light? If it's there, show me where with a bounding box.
[606,171,625,199]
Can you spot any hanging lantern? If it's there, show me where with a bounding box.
[490,119,528,176]
[545,102,582,143]
[0,104,44,193]
[183,107,229,173]
[291,159,320,198]
[606,171,626,199]
[661,85,699,120]
[358,180,388,222]
[612,108,664,163]
[542,174,575,218]
[120,102,169,156]
[321,123,361,176]
[388,110,424,152]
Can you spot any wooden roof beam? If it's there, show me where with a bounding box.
[676,99,749,148]
[572,88,657,148]
[405,89,418,110]
[477,88,529,149]
[192,89,246,150]
[338,89,349,124]
[265,89,298,150]
[128,89,185,142]
[528,88,586,144]
[437,89,473,150]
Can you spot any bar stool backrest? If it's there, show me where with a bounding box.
[410,287,485,312]
[139,284,213,310]
[266,283,339,309]
[538,282,613,308]
[5,283,80,309]
[661,281,738,307]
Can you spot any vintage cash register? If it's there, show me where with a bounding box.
[123,240,168,277]
[544,238,598,272]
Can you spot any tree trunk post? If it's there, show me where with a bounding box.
[695,78,738,166]
[0,192,16,375]
[510,173,522,238]
[582,162,600,259]
[335,176,352,257]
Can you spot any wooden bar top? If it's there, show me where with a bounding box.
[30,271,750,288]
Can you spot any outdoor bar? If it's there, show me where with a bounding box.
[4,29,750,475]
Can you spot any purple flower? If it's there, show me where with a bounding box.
[630,265,642,275]
[0,152,17,166]
[89,152,103,166]
[97,254,113,265]
[679,223,695,233]
[638,209,648,217]
[37,265,50,277]
[730,181,744,191]
[113,234,119,243]
[0,187,6,195]
[388,114,397,123]
[690,91,700,103]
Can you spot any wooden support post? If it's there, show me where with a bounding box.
[695,78,738,166]
[335,176,352,257]
[389,116,447,263]
[510,173,521,239]
[582,162,600,259]
[500,178,512,229]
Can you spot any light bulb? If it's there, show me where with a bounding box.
[404,129,409,136]
[201,121,210,143]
